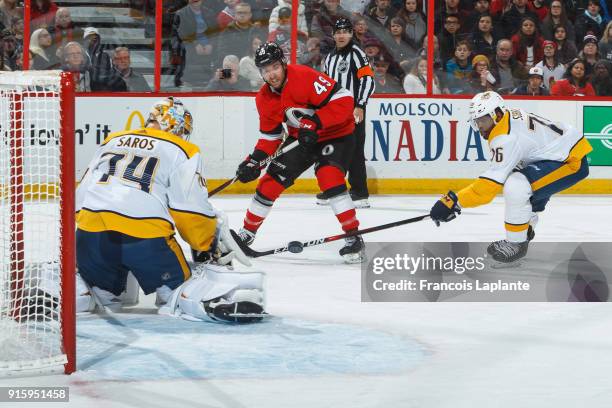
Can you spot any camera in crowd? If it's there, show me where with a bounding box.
[221,68,233,79]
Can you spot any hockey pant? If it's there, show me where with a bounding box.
[76,229,190,296]
[244,135,359,234]
[503,157,589,242]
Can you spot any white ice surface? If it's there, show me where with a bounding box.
[1,195,612,408]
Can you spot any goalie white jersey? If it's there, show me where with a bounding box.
[480,108,590,185]
[76,127,218,252]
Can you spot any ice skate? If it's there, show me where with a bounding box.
[339,235,365,263]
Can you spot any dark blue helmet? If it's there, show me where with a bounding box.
[333,18,353,34]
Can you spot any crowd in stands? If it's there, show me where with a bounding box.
[1,0,610,95]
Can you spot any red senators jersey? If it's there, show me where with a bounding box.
[254,64,355,155]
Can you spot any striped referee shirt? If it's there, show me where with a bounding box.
[323,41,375,109]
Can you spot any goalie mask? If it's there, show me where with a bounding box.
[147,97,193,139]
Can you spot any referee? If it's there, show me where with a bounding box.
[318,18,375,208]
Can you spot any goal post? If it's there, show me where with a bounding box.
[0,71,76,376]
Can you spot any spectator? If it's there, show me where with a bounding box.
[48,8,84,57]
[528,0,548,21]
[550,58,596,95]
[268,7,308,60]
[490,38,529,92]
[435,0,469,34]
[0,28,19,71]
[83,27,114,86]
[31,0,58,31]
[490,0,513,19]
[512,65,550,94]
[553,24,578,63]
[417,35,444,73]
[372,53,403,92]
[446,40,473,93]
[10,16,22,43]
[591,59,612,95]
[239,32,265,90]
[575,0,606,46]
[499,0,540,39]
[269,0,307,33]
[465,0,492,31]
[205,54,251,91]
[469,54,499,92]
[218,3,259,61]
[541,0,575,41]
[171,0,218,88]
[535,40,565,89]
[112,47,151,91]
[311,0,351,55]
[352,16,372,47]
[217,0,240,30]
[600,21,612,60]
[384,17,417,65]
[304,0,323,29]
[396,0,426,47]
[247,0,276,26]
[366,0,395,30]
[303,36,323,68]
[511,16,544,68]
[579,34,601,78]
[340,0,368,15]
[403,56,442,93]
[471,13,500,60]
[439,14,465,64]
[0,0,21,31]
[29,27,60,70]
[59,42,98,91]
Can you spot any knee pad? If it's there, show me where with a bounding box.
[503,172,532,205]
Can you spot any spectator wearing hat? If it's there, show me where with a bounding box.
[535,40,565,89]
[469,54,499,92]
[541,0,575,42]
[30,27,60,70]
[0,28,19,71]
[396,0,426,47]
[512,65,550,94]
[576,0,606,46]
[311,0,351,55]
[553,23,578,63]
[500,0,540,39]
[600,21,612,61]
[403,56,442,93]
[268,0,307,33]
[550,58,596,95]
[268,7,308,60]
[83,27,113,86]
[579,34,601,78]
[470,13,500,60]
[31,0,59,31]
[112,47,151,92]
[446,40,473,93]
[48,8,83,56]
[511,16,545,68]
[591,59,612,95]
[372,53,403,92]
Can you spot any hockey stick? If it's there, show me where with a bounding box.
[208,138,299,197]
[231,214,431,258]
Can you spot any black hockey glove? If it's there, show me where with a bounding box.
[430,191,461,227]
[236,150,267,183]
[297,114,321,149]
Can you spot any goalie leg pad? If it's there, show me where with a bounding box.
[160,264,266,323]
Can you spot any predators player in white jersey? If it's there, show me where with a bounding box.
[76,97,266,323]
[430,91,592,263]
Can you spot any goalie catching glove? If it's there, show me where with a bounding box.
[236,149,268,183]
[430,191,461,226]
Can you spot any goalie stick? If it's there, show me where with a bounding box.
[230,214,431,258]
[208,138,299,197]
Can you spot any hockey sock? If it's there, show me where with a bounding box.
[243,174,285,233]
[316,165,359,232]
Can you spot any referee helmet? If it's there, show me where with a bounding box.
[333,18,353,33]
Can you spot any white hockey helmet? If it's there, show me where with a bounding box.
[147,96,193,139]
[468,91,507,132]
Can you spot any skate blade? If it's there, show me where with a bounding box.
[228,312,269,318]
[352,199,370,209]
[316,199,330,206]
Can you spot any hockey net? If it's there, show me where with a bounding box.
[0,71,75,376]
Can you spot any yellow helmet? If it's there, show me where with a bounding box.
[147,97,193,139]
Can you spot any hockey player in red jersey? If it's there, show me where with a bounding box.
[234,42,364,263]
